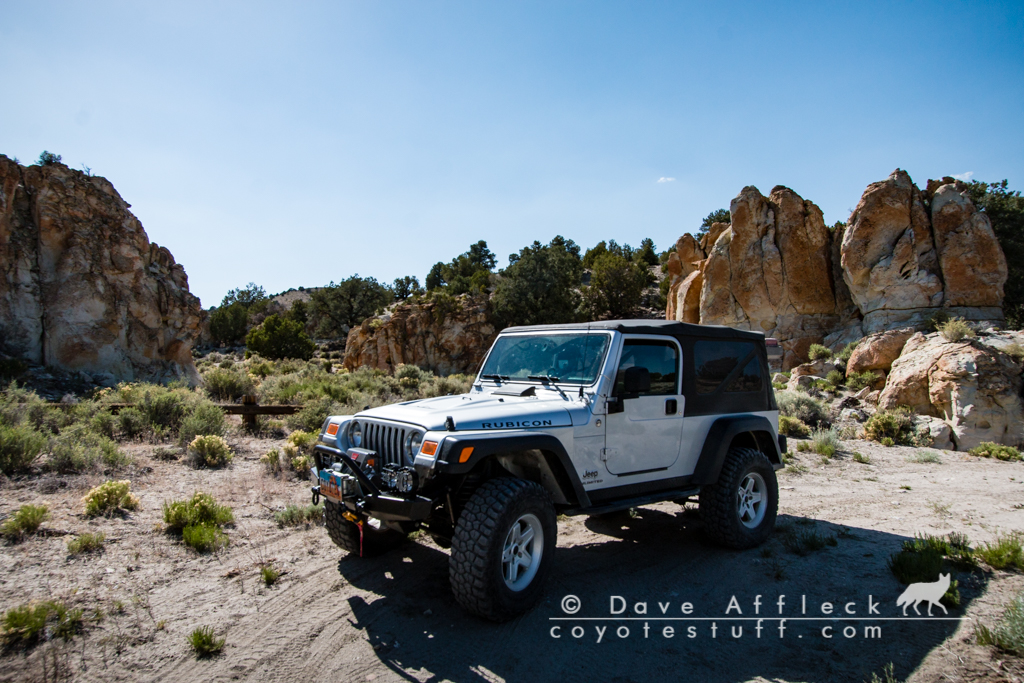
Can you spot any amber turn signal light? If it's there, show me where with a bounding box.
[421,441,438,456]
[326,423,339,436]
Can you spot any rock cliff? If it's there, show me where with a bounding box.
[665,170,1008,367]
[343,294,495,376]
[0,156,202,384]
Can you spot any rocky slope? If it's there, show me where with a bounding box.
[0,156,202,384]
[665,170,1008,368]
[343,294,495,375]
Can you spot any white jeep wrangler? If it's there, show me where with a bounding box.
[312,320,786,621]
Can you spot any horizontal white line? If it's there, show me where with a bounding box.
[548,617,969,621]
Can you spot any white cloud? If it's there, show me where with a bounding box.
[953,172,973,181]
[657,177,675,183]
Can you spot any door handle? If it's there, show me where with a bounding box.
[665,399,677,415]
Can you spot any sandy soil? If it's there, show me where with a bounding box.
[2,433,1023,683]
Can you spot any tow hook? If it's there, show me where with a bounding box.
[311,486,320,506]
[342,510,361,524]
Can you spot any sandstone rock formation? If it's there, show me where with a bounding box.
[664,170,1009,368]
[879,331,1024,450]
[0,156,202,383]
[845,328,915,377]
[695,185,840,367]
[842,171,1005,332]
[343,294,496,375]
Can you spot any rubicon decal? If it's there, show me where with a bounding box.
[479,420,554,429]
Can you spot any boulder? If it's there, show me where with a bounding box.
[914,416,955,451]
[879,332,1024,450]
[786,374,817,392]
[928,180,1007,308]
[771,373,789,385]
[846,328,915,375]
[343,294,496,376]
[841,169,944,332]
[0,156,202,383]
[790,360,837,378]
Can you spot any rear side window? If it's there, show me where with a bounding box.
[613,339,680,396]
[694,341,763,394]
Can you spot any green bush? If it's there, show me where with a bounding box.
[309,275,393,338]
[246,314,315,361]
[888,547,944,585]
[203,368,255,401]
[2,600,82,649]
[82,480,139,517]
[287,396,342,433]
[976,589,1024,656]
[775,391,828,428]
[778,415,810,438]
[162,492,234,532]
[976,533,1024,570]
[835,341,859,363]
[811,428,841,458]
[782,529,837,555]
[0,504,49,541]
[186,435,232,468]
[287,430,316,450]
[66,532,105,555]
[908,450,942,464]
[182,523,228,552]
[37,151,62,166]
[48,423,131,473]
[0,422,47,474]
[846,370,881,391]
[178,403,226,447]
[807,344,833,361]
[863,407,916,446]
[903,532,976,568]
[116,407,148,439]
[938,317,976,343]
[825,370,845,388]
[274,503,324,527]
[968,442,1022,461]
[261,564,280,586]
[187,625,225,657]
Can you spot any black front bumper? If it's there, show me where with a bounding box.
[313,444,433,522]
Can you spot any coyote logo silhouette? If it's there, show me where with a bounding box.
[896,573,950,616]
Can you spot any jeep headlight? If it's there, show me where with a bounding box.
[347,421,362,448]
[404,431,423,462]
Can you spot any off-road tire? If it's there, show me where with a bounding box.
[324,500,406,557]
[699,447,778,549]
[449,478,556,621]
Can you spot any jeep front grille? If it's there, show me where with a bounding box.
[360,420,412,467]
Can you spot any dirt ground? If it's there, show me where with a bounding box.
[2,430,1023,683]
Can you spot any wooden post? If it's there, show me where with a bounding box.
[241,394,258,431]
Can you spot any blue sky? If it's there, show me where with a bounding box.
[3,1,1022,307]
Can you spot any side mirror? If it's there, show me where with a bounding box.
[623,367,651,395]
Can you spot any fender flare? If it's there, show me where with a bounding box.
[436,432,590,508]
[691,416,782,486]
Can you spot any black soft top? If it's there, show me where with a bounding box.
[502,319,765,342]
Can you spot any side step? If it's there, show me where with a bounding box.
[563,488,700,517]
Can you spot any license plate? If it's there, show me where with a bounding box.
[319,470,343,501]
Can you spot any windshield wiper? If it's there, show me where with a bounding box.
[481,374,510,382]
[528,375,568,399]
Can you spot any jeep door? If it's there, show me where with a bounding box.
[603,335,684,475]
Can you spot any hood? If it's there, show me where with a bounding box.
[357,392,574,431]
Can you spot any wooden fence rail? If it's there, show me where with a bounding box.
[54,398,303,430]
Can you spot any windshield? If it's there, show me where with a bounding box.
[479,333,611,385]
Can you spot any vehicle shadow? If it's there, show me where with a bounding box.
[326,506,987,683]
